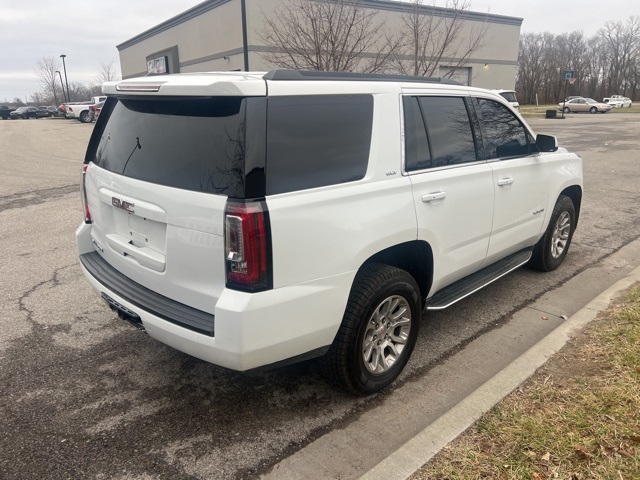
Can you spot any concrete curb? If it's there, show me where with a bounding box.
[360,265,640,480]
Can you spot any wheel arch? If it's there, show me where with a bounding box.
[560,185,582,226]
[361,240,433,309]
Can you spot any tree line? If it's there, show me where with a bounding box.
[516,17,640,104]
[5,56,119,107]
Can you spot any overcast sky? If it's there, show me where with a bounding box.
[1,0,639,103]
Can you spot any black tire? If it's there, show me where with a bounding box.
[79,111,91,123]
[563,107,570,113]
[528,195,576,272]
[590,106,597,114]
[322,263,421,395]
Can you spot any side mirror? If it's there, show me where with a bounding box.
[535,134,558,152]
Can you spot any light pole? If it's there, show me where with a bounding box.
[55,70,67,103]
[241,0,249,71]
[60,54,71,102]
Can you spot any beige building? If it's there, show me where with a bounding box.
[117,0,522,90]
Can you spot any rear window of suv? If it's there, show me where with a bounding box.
[92,97,249,197]
[91,94,374,198]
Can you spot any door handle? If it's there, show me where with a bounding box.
[497,177,514,186]
[421,191,447,203]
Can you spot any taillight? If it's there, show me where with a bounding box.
[224,200,272,292]
[81,164,92,223]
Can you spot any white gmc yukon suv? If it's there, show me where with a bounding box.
[77,70,583,394]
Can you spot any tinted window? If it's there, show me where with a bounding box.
[418,96,477,167]
[499,92,517,103]
[92,97,247,196]
[474,98,529,159]
[403,96,432,171]
[266,95,373,195]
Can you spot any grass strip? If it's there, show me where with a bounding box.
[413,285,640,480]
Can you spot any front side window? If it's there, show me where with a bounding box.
[474,98,530,159]
[266,95,373,195]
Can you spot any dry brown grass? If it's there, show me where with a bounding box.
[412,285,640,480]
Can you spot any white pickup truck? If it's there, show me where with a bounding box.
[65,96,106,123]
[603,94,632,108]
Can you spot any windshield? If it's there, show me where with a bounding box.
[585,98,598,104]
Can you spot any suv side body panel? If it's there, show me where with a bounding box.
[264,88,417,288]
[409,164,494,294]
[485,155,551,261]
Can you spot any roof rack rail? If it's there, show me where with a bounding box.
[262,69,460,85]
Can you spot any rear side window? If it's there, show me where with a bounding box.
[92,97,248,197]
[403,96,432,171]
[474,98,530,159]
[265,95,373,195]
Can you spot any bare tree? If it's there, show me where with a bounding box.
[515,26,640,105]
[516,33,547,104]
[258,0,397,72]
[67,82,91,103]
[392,0,488,78]
[96,60,119,85]
[599,17,640,95]
[35,56,62,106]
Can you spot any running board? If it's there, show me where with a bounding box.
[426,248,532,311]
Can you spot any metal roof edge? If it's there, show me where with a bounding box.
[363,0,523,25]
[116,0,233,51]
[117,0,523,52]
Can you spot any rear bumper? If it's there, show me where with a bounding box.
[77,224,354,371]
[80,251,215,335]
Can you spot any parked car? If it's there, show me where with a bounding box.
[492,89,520,110]
[89,101,104,122]
[0,105,15,119]
[65,96,107,123]
[77,70,583,395]
[37,106,57,117]
[558,97,611,113]
[10,106,39,119]
[604,95,632,108]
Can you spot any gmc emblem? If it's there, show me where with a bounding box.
[112,197,135,213]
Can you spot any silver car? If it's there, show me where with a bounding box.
[559,97,611,114]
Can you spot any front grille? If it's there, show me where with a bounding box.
[80,252,215,336]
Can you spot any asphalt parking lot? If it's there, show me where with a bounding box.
[1,113,640,479]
